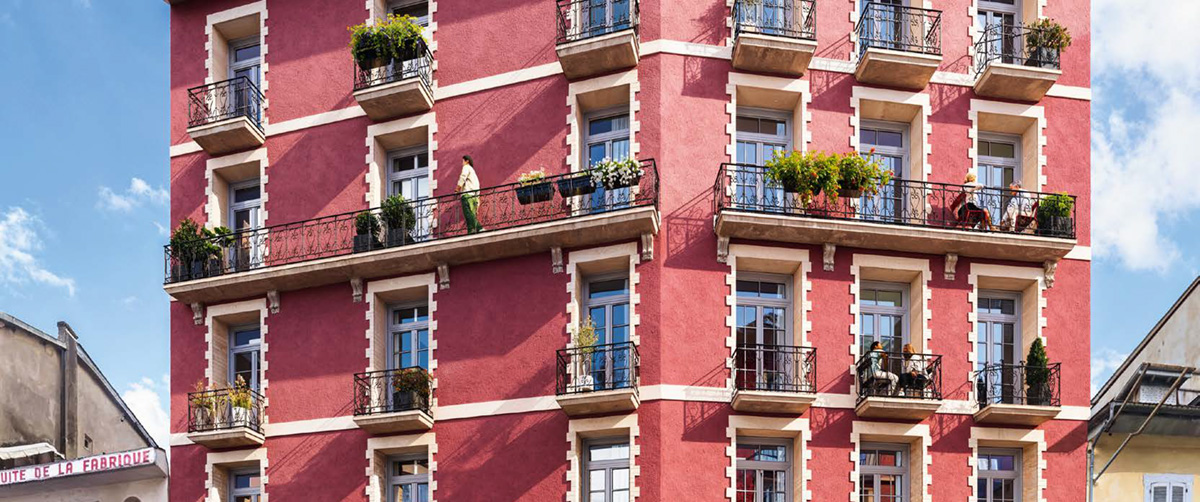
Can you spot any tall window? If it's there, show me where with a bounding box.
[389,303,430,371]
[585,276,632,390]
[226,179,262,270]
[228,36,261,123]
[387,455,430,502]
[581,0,632,38]
[736,438,791,502]
[387,146,431,239]
[859,122,907,220]
[977,449,1020,502]
[1145,474,1192,502]
[977,0,1020,63]
[861,0,905,50]
[229,469,261,502]
[978,134,1021,225]
[585,111,632,211]
[229,325,261,390]
[976,292,1019,404]
[736,275,792,391]
[859,282,908,355]
[584,441,630,502]
[735,110,790,211]
[859,443,906,502]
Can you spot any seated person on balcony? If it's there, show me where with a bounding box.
[899,344,931,396]
[958,173,994,231]
[864,341,899,395]
[457,155,483,234]
[999,181,1034,232]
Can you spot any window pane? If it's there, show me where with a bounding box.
[876,130,903,148]
[234,473,259,488]
[989,142,1015,158]
[612,468,629,489]
[589,279,628,298]
[234,185,261,203]
[861,129,877,146]
[876,290,903,307]
[737,117,759,134]
[759,118,785,136]
[234,329,260,346]
[758,281,785,299]
[393,1,428,19]
[234,44,260,62]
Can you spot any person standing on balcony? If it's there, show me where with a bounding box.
[457,155,482,234]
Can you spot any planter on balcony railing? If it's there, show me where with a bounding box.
[164,160,658,284]
[352,39,433,93]
[733,0,816,40]
[974,24,1062,74]
[352,367,434,434]
[187,387,264,434]
[972,23,1065,101]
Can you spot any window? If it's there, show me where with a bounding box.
[977,449,1021,502]
[1145,474,1193,502]
[584,440,630,502]
[580,0,633,38]
[735,109,790,211]
[387,455,430,502]
[584,276,632,390]
[229,325,261,390]
[585,110,632,211]
[859,282,908,355]
[735,275,793,391]
[390,0,430,26]
[735,438,791,502]
[859,121,907,221]
[226,179,262,270]
[975,292,1019,404]
[228,36,262,123]
[389,303,430,371]
[386,146,432,239]
[861,0,905,50]
[977,0,1020,64]
[978,134,1021,225]
[859,443,906,502]
[229,469,261,502]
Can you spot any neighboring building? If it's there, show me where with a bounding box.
[1090,278,1200,502]
[0,313,168,501]
[164,0,1090,501]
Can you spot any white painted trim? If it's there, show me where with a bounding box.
[566,69,640,175]
[204,298,271,415]
[364,273,439,414]
[726,415,812,502]
[1065,246,1091,261]
[967,263,1047,404]
[365,432,437,502]
[205,1,269,125]
[724,244,813,393]
[726,73,813,160]
[437,61,563,100]
[849,253,934,394]
[205,148,269,229]
[969,427,1047,502]
[850,421,932,502]
[268,106,366,136]
[851,86,933,180]
[205,447,268,502]
[566,414,640,502]
[969,98,1047,190]
[364,112,438,208]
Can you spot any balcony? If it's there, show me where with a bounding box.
[974,363,1061,426]
[973,24,1062,102]
[352,367,434,434]
[352,39,434,121]
[855,351,942,420]
[186,387,265,448]
[732,344,817,414]
[713,164,1077,263]
[555,0,639,80]
[854,3,942,90]
[556,342,640,417]
[163,160,659,304]
[731,0,817,76]
[186,76,265,156]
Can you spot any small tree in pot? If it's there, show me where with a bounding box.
[1036,192,1074,238]
[229,376,254,427]
[1025,338,1052,406]
[353,211,381,253]
[170,218,222,281]
[381,194,418,247]
[390,367,432,412]
[190,380,216,429]
[1025,18,1071,69]
[572,319,599,392]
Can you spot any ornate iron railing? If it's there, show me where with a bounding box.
[733,0,816,41]
[733,344,816,394]
[164,160,658,284]
[556,342,640,396]
[713,163,1077,239]
[855,2,941,57]
[556,0,639,45]
[187,76,264,130]
[187,387,265,434]
[352,39,434,92]
[353,367,433,416]
[976,362,1061,407]
[855,351,942,402]
[973,24,1062,75]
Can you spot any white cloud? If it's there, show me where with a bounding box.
[121,374,170,451]
[0,207,76,296]
[1091,347,1129,397]
[153,221,169,236]
[97,178,169,213]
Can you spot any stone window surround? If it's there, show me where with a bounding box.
[205,1,270,127]
[969,99,1047,192]
[364,273,439,405]
[566,414,639,502]
[565,242,642,351]
[206,447,267,502]
[851,86,933,182]
[969,427,1046,502]
[850,421,932,502]
[567,70,640,176]
[726,73,812,161]
[967,263,1047,404]
[849,254,933,395]
[205,148,269,230]
[366,432,436,502]
[364,112,438,210]
[726,415,811,502]
[204,298,270,412]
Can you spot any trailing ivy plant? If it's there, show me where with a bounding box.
[348,14,424,69]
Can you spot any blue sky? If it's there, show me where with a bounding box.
[0,0,1194,447]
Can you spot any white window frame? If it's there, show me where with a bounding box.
[859,119,908,179]
[386,145,430,200]
[735,272,794,346]
[228,36,261,82]
[386,453,430,502]
[583,273,631,345]
[859,281,910,353]
[859,442,908,502]
[583,438,631,502]
[976,290,1021,367]
[1145,474,1194,502]
[228,324,261,390]
[228,179,262,232]
[389,0,430,27]
[977,132,1022,189]
[977,447,1022,502]
[229,468,261,502]
[387,302,430,371]
[736,436,792,502]
[584,108,632,166]
[736,107,792,166]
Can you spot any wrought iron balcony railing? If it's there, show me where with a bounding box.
[733,344,816,394]
[976,362,1061,407]
[164,160,658,284]
[187,387,265,434]
[855,2,941,57]
[353,39,434,92]
[556,341,640,396]
[353,367,433,416]
[973,23,1062,75]
[187,76,264,130]
[733,0,816,41]
[714,163,1077,239]
[556,0,639,45]
[855,351,942,402]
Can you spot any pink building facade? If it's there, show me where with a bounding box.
[165,0,1090,501]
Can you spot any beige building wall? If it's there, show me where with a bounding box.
[1093,435,1200,502]
[0,477,166,502]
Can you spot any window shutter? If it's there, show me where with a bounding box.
[1152,485,1167,502]
[1171,484,1185,502]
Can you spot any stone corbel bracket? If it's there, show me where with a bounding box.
[944,253,959,281]
[267,290,280,314]
[351,277,364,303]
[823,243,836,272]
[437,263,450,290]
[191,303,205,325]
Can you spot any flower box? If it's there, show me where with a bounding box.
[516,181,555,205]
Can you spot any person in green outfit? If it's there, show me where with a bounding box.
[457,155,482,234]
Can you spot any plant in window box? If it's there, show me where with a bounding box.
[349,23,387,71]
[381,194,418,248]
[556,170,598,198]
[378,14,425,65]
[516,169,555,205]
[189,380,216,429]
[764,150,839,206]
[353,211,381,253]
[1035,192,1073,237]
[390,367,432,412]
[1024,338,1052,406]
[836,150,891,198]
[589,158,644,190]
[572,319,598,392]
[169,218,222,282]
[1025,19,1071,68]
[229,376,254,426]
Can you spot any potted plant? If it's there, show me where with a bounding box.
[573,318,598,392]
[349,23,386,71]
[381,194,417,248]
[353,211,381,253]
[169,218,222,281]
[1025,18,1071,68]
[1024,338,1052,406]
[349,14,424,74]
[229,376,254,427]
[189,380,215,429]
[836,150,891,198]
[764,150,839,206]
[590,158,644,190]
[390,367,432,412]
[557,171,598,198]
[516,169,555,205]
[1036,192,1074,237]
